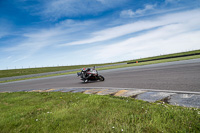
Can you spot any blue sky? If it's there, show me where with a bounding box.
[0,0,200,70]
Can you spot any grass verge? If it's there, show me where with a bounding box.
[0,71,80,83]
[0,92,199,133]
[1,54,200,83]
[127,49,200,63]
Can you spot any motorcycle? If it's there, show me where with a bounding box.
[77,67,105,83]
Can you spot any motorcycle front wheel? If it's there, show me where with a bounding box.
[98,75,105,81]
[84,79,88,83]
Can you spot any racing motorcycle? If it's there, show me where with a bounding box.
[77,67,105,83]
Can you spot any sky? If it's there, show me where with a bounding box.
[0,0,200,70]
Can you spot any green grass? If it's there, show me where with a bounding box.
[0,65,82,78]
[0,70,80,83]
[0,92,199,133]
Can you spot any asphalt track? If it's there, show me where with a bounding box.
[0,59,200,92]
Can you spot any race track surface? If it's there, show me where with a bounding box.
[0,59,200,92]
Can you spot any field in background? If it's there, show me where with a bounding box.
[0,62,124,78]
[127,49,200,64]
[97,54,200,71]
[0,49,200,79]
[0,92,199,132]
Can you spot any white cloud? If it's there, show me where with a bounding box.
[120,4,156,18]
[165,0,180,4]
[12,56,30,63]
[2,19,96,64]
[60,9,200,46]
[3,27,64,64]
[95,27,200,60]
[69,9,200,63]
[120,9,135,18]
[96,0,105,4]
[0,19,12,39]
[86,30,200,64]
[41,0,129,20]
[102,33,198,62]
[135,4,156,14]
[5,30,57,52]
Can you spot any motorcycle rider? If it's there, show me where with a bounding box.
[81,68,86,79]
[81,68,90,82]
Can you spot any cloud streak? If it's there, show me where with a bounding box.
[120,4,156,18]
[59,9,200,47]
[5,9,199,63]
[40,0,130,20]
[1,19,98,65]
[69,9,200,63]
[0,19,12,39]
